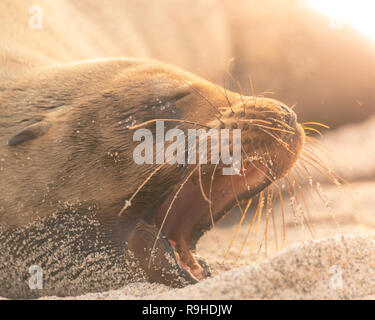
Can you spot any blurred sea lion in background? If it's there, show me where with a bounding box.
[0,0,230,81]
[1,0,375,128]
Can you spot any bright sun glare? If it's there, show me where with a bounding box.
[305,0,375,40]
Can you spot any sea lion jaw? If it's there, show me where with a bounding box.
[151,98,305,284]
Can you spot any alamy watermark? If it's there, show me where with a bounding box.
[328,265,343,291]
[28,5,43,30]
[329,17,344,30]
[132,121,242,175]
[28,265,43,290]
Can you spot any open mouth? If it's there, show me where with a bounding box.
[128,97,305,287]
[151,160,279,282]
[163,175,271,282]
[151,124,305,283]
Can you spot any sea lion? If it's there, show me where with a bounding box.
[0,57,304,298]
[0,0,230,83]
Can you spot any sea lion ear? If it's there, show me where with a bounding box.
[8,122,51,146]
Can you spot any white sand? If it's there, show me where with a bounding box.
[51,234,375,300]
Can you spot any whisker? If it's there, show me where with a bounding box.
[302,151,368,217]
[301,151,347,186]
[182,79,225,127]
[209,163,219,229]
[268,118,295,131]
[223,75,233,113]
[263,187,273,257]
[259,128,295,155]
[230,174,245,222]
[225,59,247,114]
[270,186,279,252]
[289,170,315,238]
[242,147,274,184]
[283,176,300,229]
[248,74,255,98]
[298,159,341,230]
[259,90,275,96]
[199,71,235,114]
[198,164,211,204]
[303,126,323,137]
[247,74,259,109]
[249,191,265,257]
[239,119,274,125]
[118,164,165,216]
[240,122,295,134]
[235,191,264,263]
[305,136,352,170]
[222,197,253,264]
[262,146,279,254]
[293,161,323,220]
[302,122,330,129]
[276,182,286,242]
[129,118,212,130]
[148,166,198,268]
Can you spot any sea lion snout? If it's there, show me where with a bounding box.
[279,103,297,128]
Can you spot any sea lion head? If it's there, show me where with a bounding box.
[2,58,305,293]
[122,61,305,286]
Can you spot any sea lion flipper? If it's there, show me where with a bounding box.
[8,122,51,146]
[128,221,199,288]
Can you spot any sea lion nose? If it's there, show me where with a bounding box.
[279,104,297,128]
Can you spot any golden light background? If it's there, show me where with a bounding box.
[306,0,375,40]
